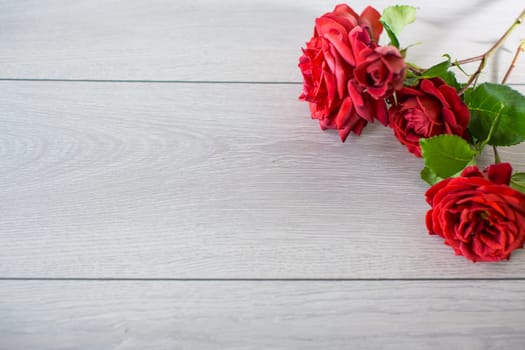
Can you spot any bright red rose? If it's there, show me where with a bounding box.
[426,163,525,262]
[354,45,406,99]
[389,78,470,157]
[298,5,383,141]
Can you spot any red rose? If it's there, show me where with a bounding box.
[354,45,406,99]
[426,163,525,262]
[389,78,470,157]
[298,5,384,141]
[346,78,389,126]
[325,4,383,46]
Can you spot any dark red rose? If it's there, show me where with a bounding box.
[389,78,470,157]
[298,5,383,141]
[346,78,389,125]
[354,45,406,99]
[426,163,525,262]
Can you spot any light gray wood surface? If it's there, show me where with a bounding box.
[1,0,525,348]
[0,0,523,83]
[1,82,525,279]
[2,281,525,350]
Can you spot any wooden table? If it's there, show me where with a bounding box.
[1,0,524,348]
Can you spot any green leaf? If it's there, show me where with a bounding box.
[403,76,419,87]
[380,5,417,36]
[403,66,420,86]
[440,70,461,91]
[418,57,461,90]
[465,83,525,146]
[404,57,461,90]
[510,173,525,194]
[420,166,443,185]
[421,60,451,79]
[381,22,400,48]
[420,134,477,179]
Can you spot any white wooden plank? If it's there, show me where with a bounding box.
[0,0,523,83]
[1,280,525,349]
[1,82,524,278]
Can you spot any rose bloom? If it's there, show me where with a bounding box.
[389,78,470,157]
[426,163,525,262]
[354,45,406,99]
[298,4,387,141]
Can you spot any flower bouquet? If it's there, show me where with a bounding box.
[298,4,525,262]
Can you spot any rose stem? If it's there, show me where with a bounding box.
[493,146,501,164]
[488,40,523,171]
[501,39,525,84]
[407,65,423,75]
[454,55,484,65]
[458,8,525,95]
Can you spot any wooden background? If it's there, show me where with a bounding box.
[1,0,524,348]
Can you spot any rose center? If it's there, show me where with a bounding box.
[479,211,489,221]
[366,62,385,86]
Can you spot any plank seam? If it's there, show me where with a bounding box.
[0,78,302,85]
[0,277,524,281]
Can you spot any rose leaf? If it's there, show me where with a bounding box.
[380,5,416,48]
[420,134,477,179]
[465,83,525,146]
[439,70,461,91]
[419,58,461,90]
[380,22,400,48]
[420,166,443,186]
[421,59,450,79]
[510,173,525,194]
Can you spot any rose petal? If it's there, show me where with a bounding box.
[485,163,513,185]
[315,17,355,66]
[358,6,383,42]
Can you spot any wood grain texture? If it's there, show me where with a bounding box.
[0,0,523,83]
[1,280,525,350]
[1,82,524,278]
[2,1,525,347]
